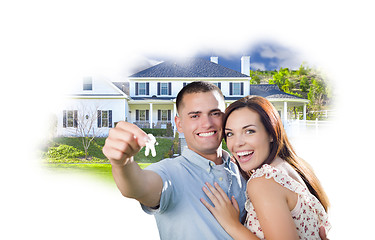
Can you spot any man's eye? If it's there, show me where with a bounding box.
[212,112,222,116]
[191,115,198,119]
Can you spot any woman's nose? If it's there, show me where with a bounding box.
[234,134,245,147]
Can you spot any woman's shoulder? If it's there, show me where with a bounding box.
[247,162,308,196]
[246,165,287,198]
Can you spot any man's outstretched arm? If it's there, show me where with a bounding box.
[103,121,163,208]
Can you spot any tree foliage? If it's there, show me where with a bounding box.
[250,63,332,118]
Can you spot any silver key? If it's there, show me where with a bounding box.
[145,134,158,157]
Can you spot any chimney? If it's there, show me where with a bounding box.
[210,56,218,64]
[241,56,250,76]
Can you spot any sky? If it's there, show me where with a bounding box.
[1,0,375,239]
[137,41,305,75]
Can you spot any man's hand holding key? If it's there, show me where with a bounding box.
[103,121,156,166]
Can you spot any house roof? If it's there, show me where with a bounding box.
[129,58,249,78]
[250,84,305,100]
[112,82,129,95]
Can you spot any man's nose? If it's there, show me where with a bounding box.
[200,115,213,128]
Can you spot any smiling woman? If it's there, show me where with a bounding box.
[201,95,331,239]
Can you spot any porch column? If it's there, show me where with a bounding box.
[303,104,307,121]
[149,103,153,129]
[283,101,288,124]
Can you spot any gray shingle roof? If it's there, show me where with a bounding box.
[129,58,249,78]
[250,84,304,99]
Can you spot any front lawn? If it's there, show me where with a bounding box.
[42,137,174,164]
[44,162,152,184]
[41,137,171,184]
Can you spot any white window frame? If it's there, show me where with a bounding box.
[138,82,147,95]
[160,82,169,95]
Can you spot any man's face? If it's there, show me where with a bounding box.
[175,91,225,158]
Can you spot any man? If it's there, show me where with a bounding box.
[103,81,247,239]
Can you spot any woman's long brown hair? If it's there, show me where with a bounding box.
[223,96,330,211]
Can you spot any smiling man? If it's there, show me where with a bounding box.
[103,81,247,239]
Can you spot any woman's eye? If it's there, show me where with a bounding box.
[246,129,255,134]
[225,132,233,137]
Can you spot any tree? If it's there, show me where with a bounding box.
[300,76,310,93]
[67,103,104,160]
[307,78,327,111]
[269,67,290,89]
[250,70,261,84]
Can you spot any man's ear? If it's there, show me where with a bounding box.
[175,115,183,133]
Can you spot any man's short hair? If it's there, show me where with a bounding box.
[176,81,224,113]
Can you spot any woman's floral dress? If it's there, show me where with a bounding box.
[244,164,331,239]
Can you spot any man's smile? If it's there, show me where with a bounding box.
[197,131,216,137]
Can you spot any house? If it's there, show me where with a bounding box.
[127,56,308,132]
[127,57,251,131]
[56,56,308,137]
[56,76,129,137]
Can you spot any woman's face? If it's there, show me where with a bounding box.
[224,107,273,172]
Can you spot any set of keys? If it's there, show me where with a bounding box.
[144,134,158,157]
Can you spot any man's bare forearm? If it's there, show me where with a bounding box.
[111,158,163,208]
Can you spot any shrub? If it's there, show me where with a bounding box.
[46,144,85,159]
[142,128,168,136]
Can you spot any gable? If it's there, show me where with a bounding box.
[70,77,127,97]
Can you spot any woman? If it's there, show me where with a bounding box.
[201,96,331,239]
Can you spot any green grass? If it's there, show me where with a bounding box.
[44,163,152,184]
[41,136,170,184]
[42,137,173,163]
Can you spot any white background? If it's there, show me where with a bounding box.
[1,0,374,239]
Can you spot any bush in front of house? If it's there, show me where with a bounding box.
[45,144,85,159]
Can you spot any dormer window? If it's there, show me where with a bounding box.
[83,77,92,91]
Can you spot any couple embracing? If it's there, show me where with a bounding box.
[103,81,331,239]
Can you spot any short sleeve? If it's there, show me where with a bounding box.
[140,160,178,215]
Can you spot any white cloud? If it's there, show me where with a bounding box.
[251,62,266,71]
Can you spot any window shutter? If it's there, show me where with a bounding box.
[168,110,171,121]
[157,82,160,95]
[135,82,138,95]
[158,110,161,121]
[241,82,244,95]
[97,110,102,128]
[146,82,149,95]
[218,82,221,89]
[136,110,139,121]
[109,110,112,128]
[229,82,233,95]
[73,110,78,128]
[63,110,66,128]
[146,110,149,121]
[168,82,172,95]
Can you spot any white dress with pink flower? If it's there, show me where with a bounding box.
[244,164,331,239]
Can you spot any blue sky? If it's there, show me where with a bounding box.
[198,41,304,72]
[138,41,305,74]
